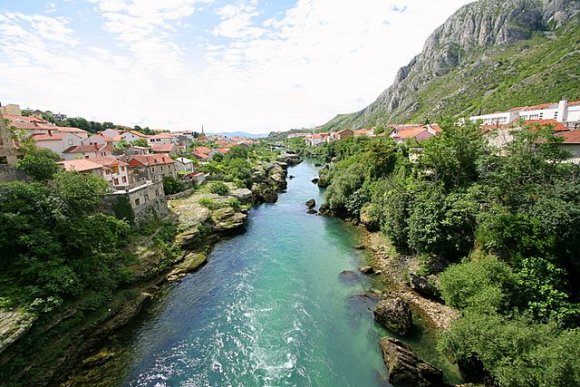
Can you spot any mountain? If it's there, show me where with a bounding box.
[319,0,580,131]
[209,131,268,138]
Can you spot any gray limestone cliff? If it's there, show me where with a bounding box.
[320,0,579,131]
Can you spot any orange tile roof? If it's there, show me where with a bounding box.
[129,154,174,167]
[63,143,112,153]
[150,143,175,152]
[395,126,426,139]
[193,146,211,154]
[90,156,129,167]
[556,131,580,144]
[58,159,103,172]
[31,133,66,141]
[524,119,568,132]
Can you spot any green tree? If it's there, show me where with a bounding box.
[16,148,60,181]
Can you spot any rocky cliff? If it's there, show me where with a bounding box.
[320,0,579,131]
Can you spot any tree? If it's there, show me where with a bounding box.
[16,148,60,181]
[210,181,230,195]
[131,138,149,148]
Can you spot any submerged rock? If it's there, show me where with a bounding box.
[373,297,413,336]
[379,337,443,387]
[307,209,318,215]
[306,199,316,209]
[338,270,360,284]
[289,175,295,179]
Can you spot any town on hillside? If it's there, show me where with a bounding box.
[291,98,580,163]
[0,102,259,223]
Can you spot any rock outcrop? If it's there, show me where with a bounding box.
[373,297,413,336]
[306,199,316,209]
[408,273,441,301]
[0,309,37,355]
[380,337,444,387]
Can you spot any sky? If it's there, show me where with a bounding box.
[0,0,475,133]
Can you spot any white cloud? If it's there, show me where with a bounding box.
[0,0,475,133]
[213,0,265,39]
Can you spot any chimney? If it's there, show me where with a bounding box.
[557,99,568,123]
[94,143,98,149]
[48,129,52,136]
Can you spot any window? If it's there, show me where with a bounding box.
[135,198,140,206]
[144,194,149,202]
[113,178,119,185]
[68,139,73,145]
[122,176,127,183]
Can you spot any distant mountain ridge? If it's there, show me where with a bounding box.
[319,0,580,131]
[209,131,268,139]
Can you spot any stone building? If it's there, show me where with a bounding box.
[101,180,168,224]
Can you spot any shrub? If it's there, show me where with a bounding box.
[210,181,230,195]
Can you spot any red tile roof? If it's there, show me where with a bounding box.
[193,146,211,154]
[556,131,580,144]
[150,143,175,153]
[58,159,103,173]
[63,143,112,154]
[192,151,210,160]
[524,119,568,132]
[90,156,129,167]
[31,133,66,141]
[128,154,174,167]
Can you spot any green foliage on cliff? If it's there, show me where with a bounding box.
[0,172,131,312]
[15,148,60,181]
[322,120,580,385]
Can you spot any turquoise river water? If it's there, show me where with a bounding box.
[78,161,460,386]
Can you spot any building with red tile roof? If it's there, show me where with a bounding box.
[128,153,176,181]
[62,143,113,160]
[58,159,104,177]
[150,143,177,155]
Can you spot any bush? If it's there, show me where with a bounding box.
[210,181,230,195]
[439,255,515,312]
[16,148,60,181]
[163,176,181,195]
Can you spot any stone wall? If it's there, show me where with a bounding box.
[101,180,168,225]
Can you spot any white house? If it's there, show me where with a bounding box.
[62,143,114,160]
[471,99,580,126]
[31,131,84,159]
[82,133,123,146]
[91,156,133,188]
[147,133,173,145]
[122,130,149,143]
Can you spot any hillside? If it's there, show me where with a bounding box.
[319,0,580,131]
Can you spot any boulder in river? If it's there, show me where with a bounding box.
[379,337,443,387]
[311,177,320,184]
[408,273,441,301]
[289,175,295,179]
[317,175,329,188]
[307,209,318,215]
[306,199,316,209]
[318,203,330,215]
[373,297,413,336]
[359,266,375,275]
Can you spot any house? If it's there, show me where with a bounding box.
[62,143,114,160]
[31,131,84,159]
[91,156,133,188]
[287,132,309,139]
[53,126,89,139]
[58,159,105,177]
[174,157,195,173]
[390,125,435,144]
[150,143,178,155]
[147,133,173,145]
[328,129,354,142]
[470,99,580,126]
[125,146,150,156]
[306,133,329,146]
[100,129,121,137]
[183,171,206,185]
[82,133,123,146]
[128,153,177,181]
[354,128,374,137]
[121,130,149,143]
[102,180,168,225]
[555,131,580,164]
[191,146,211,161]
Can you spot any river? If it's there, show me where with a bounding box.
[88,161,386,386]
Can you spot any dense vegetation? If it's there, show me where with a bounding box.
[1,157,132,312]
[318,120,580,385]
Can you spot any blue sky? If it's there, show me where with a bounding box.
[0,0,474,133]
